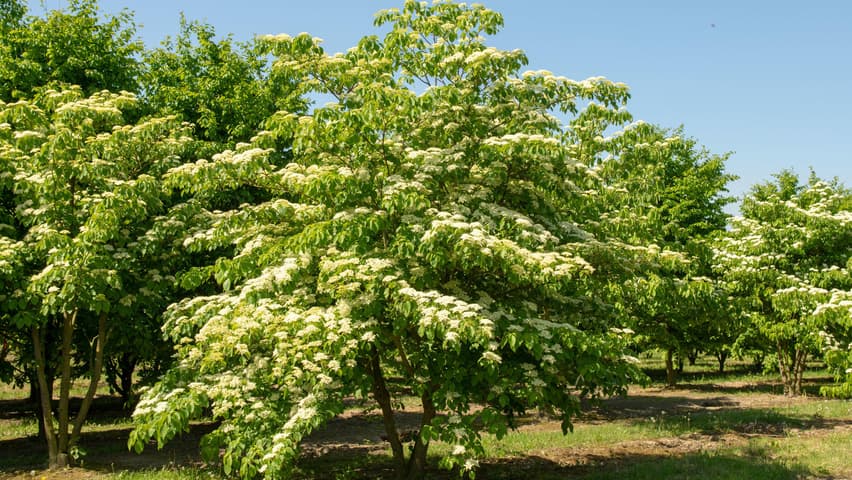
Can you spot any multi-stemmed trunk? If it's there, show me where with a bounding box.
[776,340,807,396]
[367,345,436,480]
[715,350,729,373]
[31,311,108,468]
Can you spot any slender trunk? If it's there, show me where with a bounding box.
[119,353,137,405]
[71,312,108,445]
[32,326,59,468]
[716,351,728,373]
[687,351,698,366]
[405,390,436,480]
[665,348,677,387]
[56,310,77,467]
[792,350,807,397]
[369,347,406,476]
[30,368,54,442]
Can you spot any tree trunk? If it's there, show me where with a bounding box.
[665,348,677,387]
[752,353,764,372]
[56,310,77,468]
[368,347,406,477]
[715,351,728,373]
[405,390,436,480]
[30,367,55,442]
[687,351,698,366]
[118,353,137,405]
[792,349,807,397]
[32,326,59,468]
[71,312,108,446]
[776,340,803,396]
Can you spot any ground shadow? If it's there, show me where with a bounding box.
[0,421,217,472]
[293,444,819,480]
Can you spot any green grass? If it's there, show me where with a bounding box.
[427,399,851,460]
[1,356,850,479]
[110,467,222,480]
[573,430,852,480]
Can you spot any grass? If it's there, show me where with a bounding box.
[1,357,850,479]
[423,398,852,459]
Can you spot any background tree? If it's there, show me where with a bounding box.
[124,3,697,479]
[140,15,305,158]
[0,0,141,102]
[94,15,311,404]
[574,122,735,385]
[0,0,151,431]
[715,171,852,396]
[0,86,191,467]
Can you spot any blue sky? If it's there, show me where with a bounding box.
[28,1,852,206]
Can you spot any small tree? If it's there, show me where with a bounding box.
[0,87,191,467]
[715,171,852,396]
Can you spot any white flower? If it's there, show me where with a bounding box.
[452,445,466,456]
[481,351,502,364]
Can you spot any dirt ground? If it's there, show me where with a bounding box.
[1,379,850,480]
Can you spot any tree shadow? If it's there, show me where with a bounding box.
[0,421,217,472]
[292,444,820,480]
[0,395,129,421]
[474,448,817,480]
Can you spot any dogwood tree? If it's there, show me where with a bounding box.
[0,86,191,467]
[574,123,734,385]
[715,171,852,396]
[127,2,677,478]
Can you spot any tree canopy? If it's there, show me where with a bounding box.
[127,2,659,478]
[714,171,852,396]
[0,0,141,102]
[0,85,192,467]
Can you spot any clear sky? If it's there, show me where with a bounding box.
[27,1,852,206]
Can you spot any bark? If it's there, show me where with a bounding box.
[71,312,108,445]
[119,353,136,404]
[665,348,677,387]
[369,347,406,476]
[776,340,805,396]
[792,349,807,397]
[405,390,436,480]
[715,351,728,373]
[56,309,77,468]
[687,351,698,366]
[30,367,55,442]
[32,326,59,468]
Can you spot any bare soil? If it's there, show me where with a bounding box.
[1,378,849,479]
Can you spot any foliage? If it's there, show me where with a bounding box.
[127,2,661,478]
[576,122,736,384]
[140,16,304,158]
[715,171,852,396]
[0,0,142,102]
[0,86,192,466]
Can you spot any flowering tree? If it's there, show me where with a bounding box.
[715,171,852,396]
[0,86,191,467]
[126,2,681,478]
[575,123,735,385]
